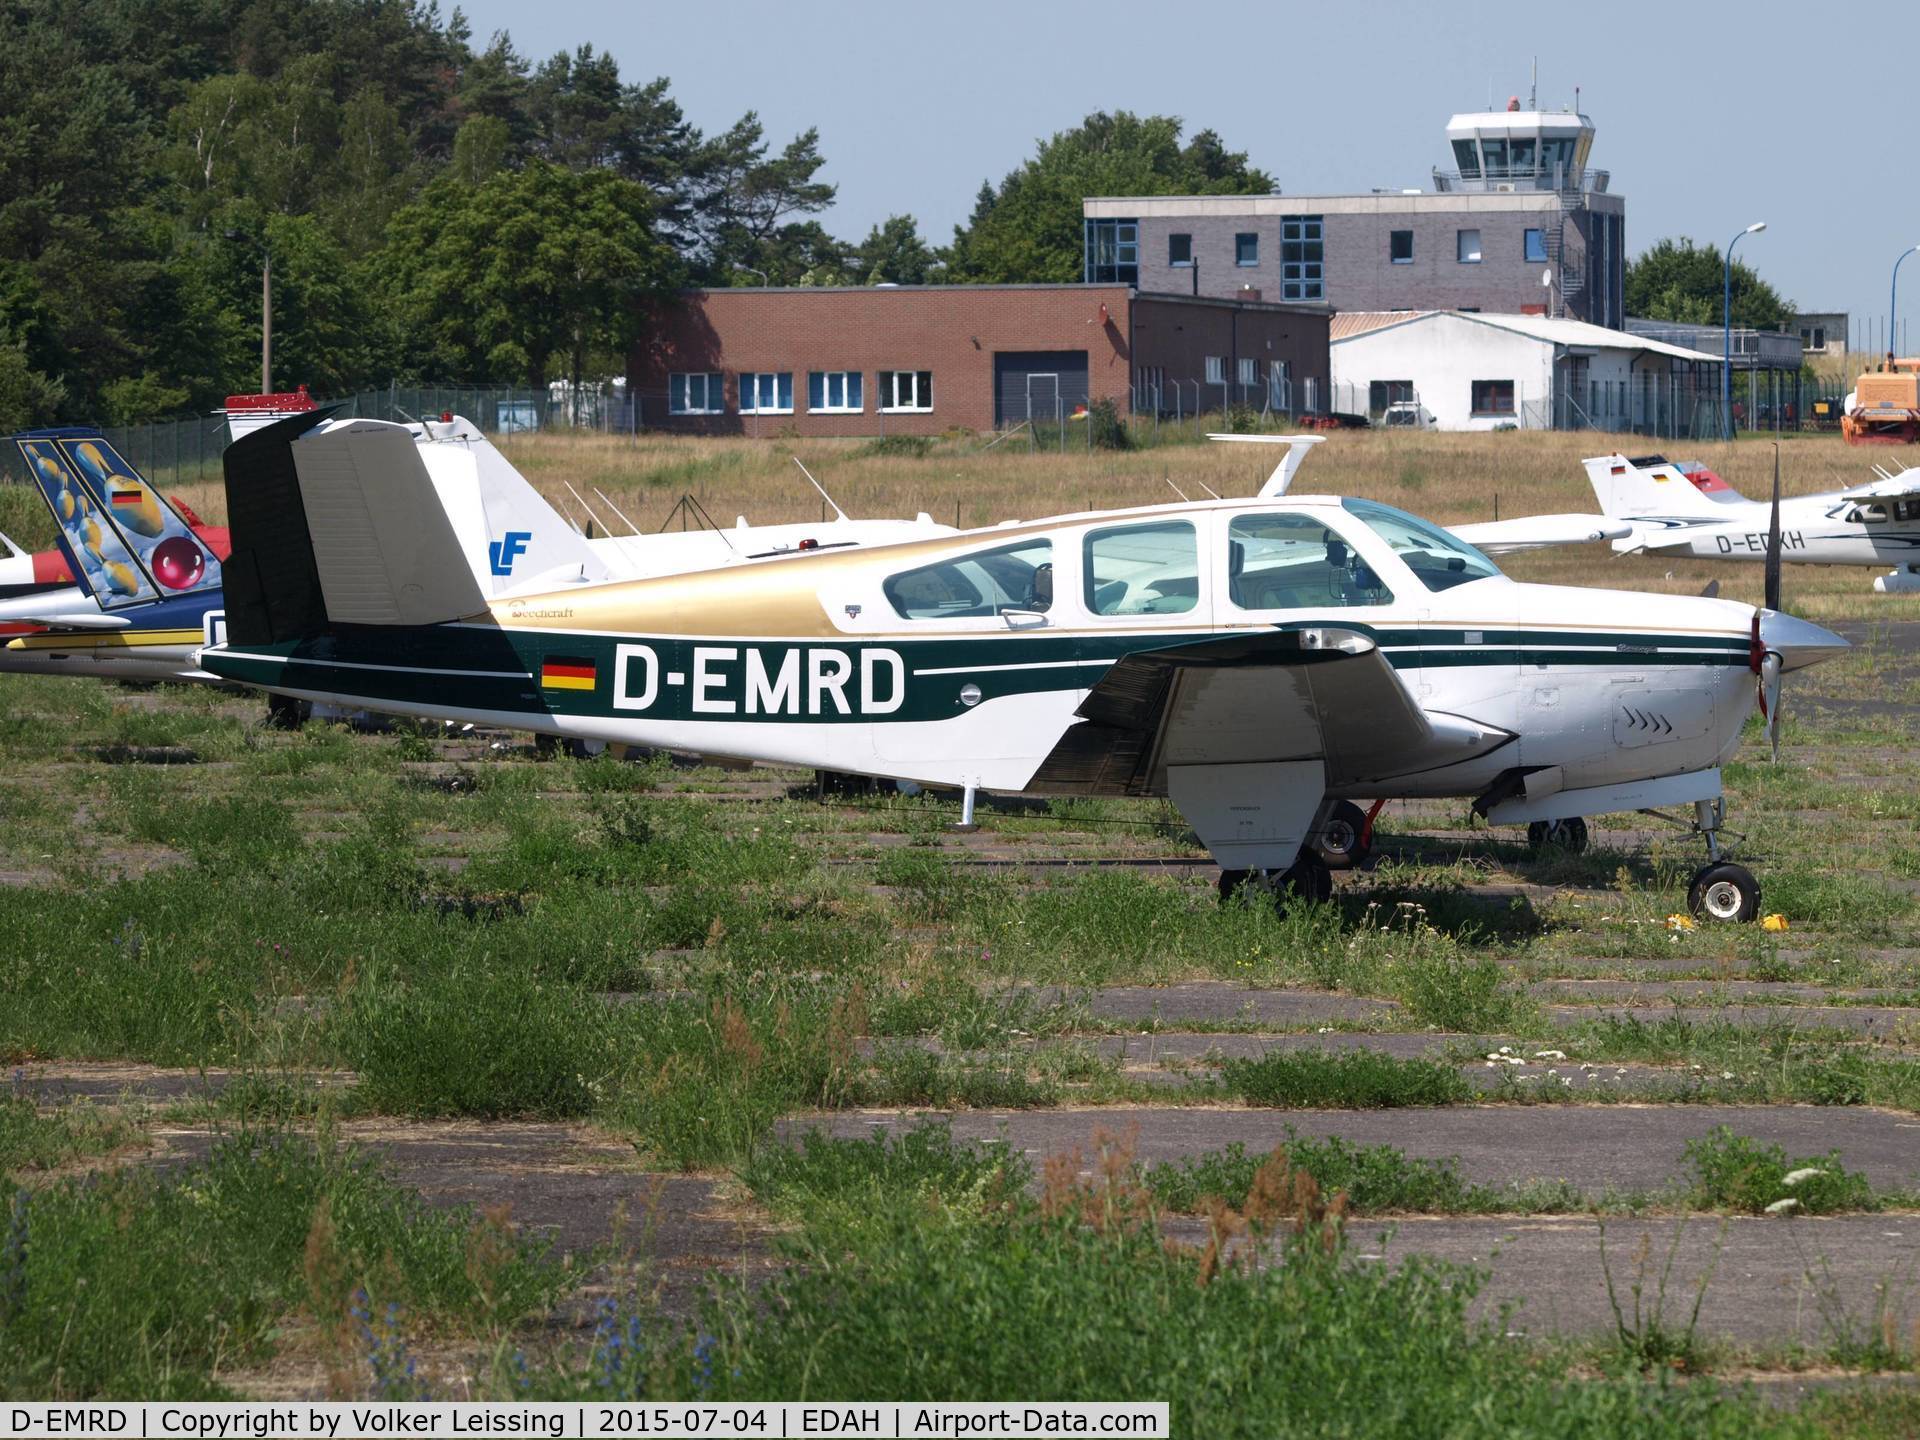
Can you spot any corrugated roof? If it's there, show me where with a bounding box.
[1329,310,1722,363]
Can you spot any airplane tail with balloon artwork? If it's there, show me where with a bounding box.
[14,430,223,611]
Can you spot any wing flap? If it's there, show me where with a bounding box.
[1450,514,1632,554]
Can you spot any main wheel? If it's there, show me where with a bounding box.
[1217,868,1255,904]
[1688,862,1761,924]
[1276,853,1334,906]
[1526,816,1589,854]
[263,693,310,730]
[1314,800,1371,871]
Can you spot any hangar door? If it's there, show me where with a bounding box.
[994,351,1090,427]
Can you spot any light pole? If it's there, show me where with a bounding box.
[736,266,769,287]
[1890,244,1920,366]
[1723,221,1765,440]
[224,229,273,393]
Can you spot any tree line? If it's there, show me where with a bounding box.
[2,0,1796,431]
[0,0,1275,428]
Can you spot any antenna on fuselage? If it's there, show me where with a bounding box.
[592,487,645,537]
[1204,433,1327,497]
[1165,478,1192,502]
[1195,480,1222,500]
[793,457,849,522]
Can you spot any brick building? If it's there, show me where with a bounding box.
[630,284,1330,436]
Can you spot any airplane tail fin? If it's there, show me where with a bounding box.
[222,413,487,646]
[410,417,610,595]
[11,430,224,608]
[1583,453,1746,520]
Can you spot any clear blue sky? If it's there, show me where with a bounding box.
[457,0,1917,345]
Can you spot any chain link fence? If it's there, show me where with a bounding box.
[0,381,634,489]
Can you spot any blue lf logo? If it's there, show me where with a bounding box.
[489,531,532,576]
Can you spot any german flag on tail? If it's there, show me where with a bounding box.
[110,486,144,505]
[540,656,596,692]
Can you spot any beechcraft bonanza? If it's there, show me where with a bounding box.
[1577,451,1920,595]
[197,414,1848,924]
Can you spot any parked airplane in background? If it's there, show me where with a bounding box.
[201,412,1848,923]
[1581,452,1920,594]
[0,430,230,682]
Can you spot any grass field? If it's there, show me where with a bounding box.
[3,424,1920,1429]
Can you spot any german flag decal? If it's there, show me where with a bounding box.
[110,486,143,505]
[540,657,597,692]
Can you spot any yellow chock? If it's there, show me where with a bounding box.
[1762,913,1790,932]
[1665,913,1696,931]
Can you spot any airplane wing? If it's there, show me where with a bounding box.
[1448,514,1633,554]
[1030,627,1512,796]
[9,611,130,630]
[1029,626,1511,872]
[1839,470,1920,503]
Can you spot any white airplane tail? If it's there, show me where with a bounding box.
[1583,453,1745,521]
[409,417,611,596]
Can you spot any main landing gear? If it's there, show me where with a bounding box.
[1217,852,1334,912]
[1312,799,1374,870]
[1684,796,1761,924]
[1525,816,1589,854]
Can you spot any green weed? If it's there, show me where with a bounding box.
[1684,1126,1875,1215]
[1220,1048,1470,1108]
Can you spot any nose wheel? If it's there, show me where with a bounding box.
[1684,796,1761,923]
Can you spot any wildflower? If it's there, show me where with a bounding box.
[1534,1050,1566,1060]
[692,1335,716,1393]
[1764,1197,1801,1215]
[1782,1168,1824,1188]
[1720,1071,1734,1081]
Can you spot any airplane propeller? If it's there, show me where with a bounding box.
[1754,444,1789,761]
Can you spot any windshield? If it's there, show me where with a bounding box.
[1340,497,1503,593]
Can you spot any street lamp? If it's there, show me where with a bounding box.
[224,229,273,394]
[735,266,769,287]
[1889,244,1920,366]
[1723,221,1765,440]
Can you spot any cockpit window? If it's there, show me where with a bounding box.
[1228,512,1393,609]
[1846,504,1889,524]
[1085,521,1198,616]
[883,539,1052,620]
[1341,497,1502,592]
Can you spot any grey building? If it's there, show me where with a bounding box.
[1793,312,1847,356]
[1084,105,1625,328]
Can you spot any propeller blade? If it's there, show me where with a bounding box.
[1765,443,1783,612]
[1699,579,1720,598]
[1759,650,1783,762]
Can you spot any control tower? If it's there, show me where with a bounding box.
[1434,101,1606,195]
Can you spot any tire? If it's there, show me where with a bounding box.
[1217,868,1254,904]
[1688,862,1761,924]
[1276,853,1335,906]
[1526,816,1589,854]
[1314,800,1370,871]
[263,693,310,730]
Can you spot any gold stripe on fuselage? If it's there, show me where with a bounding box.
[5,628,204,651]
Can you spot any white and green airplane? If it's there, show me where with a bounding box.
[199,413,1848,923]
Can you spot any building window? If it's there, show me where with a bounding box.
[808,371,862,413]
[1524,228,1548,263]
[1235,232,1259,267]
[1281,216,1323,300]
[1457,229,1482,264]
[1812,327,1826,350]
[1204,356,1226,385]
[1237,357,1259,386]
[1368,380,1415,414]
[740,372,793,414]
[1169,233,1192,267]
[1471,380,1515,416]
[669,372,724,415]
[1085,218,1138,284]
[1390,230,1413,264]
[879,370,933,412]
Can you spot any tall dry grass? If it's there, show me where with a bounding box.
[158,425,1918,622]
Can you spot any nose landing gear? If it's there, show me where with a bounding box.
[1218,851,1335,912]
[1685,797,1761,924]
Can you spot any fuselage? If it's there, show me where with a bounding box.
[1622,492,1920,568]
[204,493,1775,804]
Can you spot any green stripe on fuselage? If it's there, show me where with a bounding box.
[202,621,1750,725]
